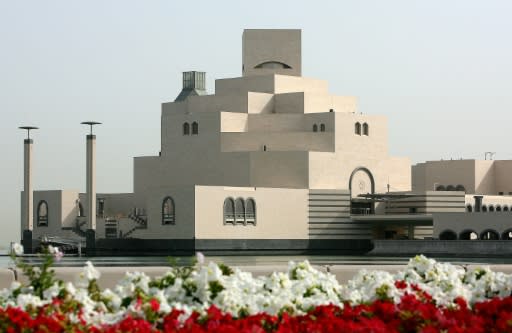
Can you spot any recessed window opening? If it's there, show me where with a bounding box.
[183,123,190,135]
[223,198,235,225]
[37,200,48,227]
[362,123,369,136]
[162,197,175,225]
[235,198,245,224]
[355,122,361,135]
[245,198,256,225]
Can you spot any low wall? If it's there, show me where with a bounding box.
[0,269,16,289]
[371,240,512,257]
[90,238,372,256]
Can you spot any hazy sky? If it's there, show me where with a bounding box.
[1,0,511,248]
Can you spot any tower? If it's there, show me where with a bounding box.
[242,29,301,77]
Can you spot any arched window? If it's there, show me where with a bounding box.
[192,122,198,135]
[223,198,235,225]
[436,185,446,191]
[320,124,326,132]
[455,184,466,192]
[439,230,457,240]
[183,123,190,135]
[496,205,502,212]
[162,197,175,225]
[504,206,509,212]
[254,61,292,69]
[313,124,318,132]
[489,205,495,212]
[234,198,245,224]
[459,230,478,240]
[446,185,456,191]
[482,205,488,212]
[480,229,499,240]
[78,202,84,217]
[37,200,48,227]
[362,123,369,136]
[245,198,256,225]
[355,122,361,135]
[466,205,473,212]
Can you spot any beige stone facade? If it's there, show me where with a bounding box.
[22,29,412,251]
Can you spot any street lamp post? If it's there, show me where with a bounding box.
[81,121,101,255]
[19,126,38,254]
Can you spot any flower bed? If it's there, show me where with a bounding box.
[2,244,512,332]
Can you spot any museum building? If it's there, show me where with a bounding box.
[20,29,512,254]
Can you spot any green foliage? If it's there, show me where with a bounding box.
[219,263,233,276]
[376,284,391,301]
[208,281,224,300]
[11,247,60,298]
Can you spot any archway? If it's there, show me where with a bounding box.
[459,229,479,240]
[439,230,457,240]
[502,229,512,240]
[480,229,499,240]
[349,167,375,215]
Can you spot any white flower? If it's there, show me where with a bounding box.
[196,252,205,265]
[77,261,101,287]
[65,282,76,296]
[12,243,24,256]
[102,288,122,310]
[48,246,64,261]
[43,282,61,300]
[16,294,45,310]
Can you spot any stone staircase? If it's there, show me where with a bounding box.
[122,213,148,238]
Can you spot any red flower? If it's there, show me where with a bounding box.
[150,298,160,312]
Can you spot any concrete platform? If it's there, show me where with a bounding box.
[17,267,171,290]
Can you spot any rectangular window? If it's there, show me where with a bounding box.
[499,192,504,195]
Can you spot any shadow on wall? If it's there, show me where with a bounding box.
[475,163,496,194]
